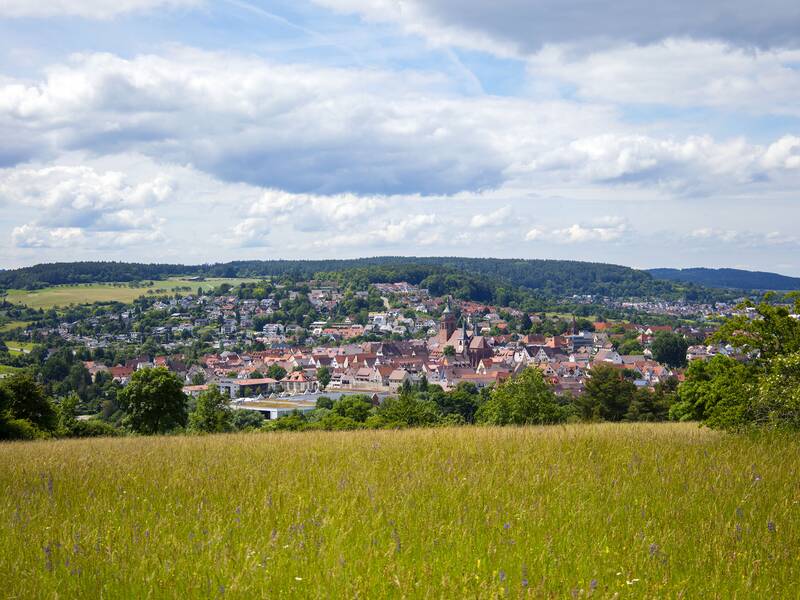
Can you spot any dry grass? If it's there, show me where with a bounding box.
[1,423,798,598]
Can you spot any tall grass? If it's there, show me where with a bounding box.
[1,423,798,598]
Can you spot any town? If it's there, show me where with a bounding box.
[0,273,755,428]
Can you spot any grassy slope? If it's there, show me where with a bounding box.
[5,341,35,356]
[1,423,797,598]
[4,278,260,309]
[0,321,31,333]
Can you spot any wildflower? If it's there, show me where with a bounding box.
[295,577,303,581]
[503,522,510,530]
[521,578,528,588]
[590,579,598,591]
[43,544,53,572]
[499,570,506,582]
[649,543,659,556]
[767,521,776,533]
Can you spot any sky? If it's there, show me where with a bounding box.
[1,1,799,274]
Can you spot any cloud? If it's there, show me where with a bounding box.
[525,228,544,241]
[553,219,629,244]
[690,227,799,247]
[3,47,797,202]
[312,213,438,248]
[469,205,511,228]
[0,49,519,195]
[523,134,800,194]
[0,0,201,19]
[314,0,800,56]
[528,41,800,116]
[248,189,383,232]
[1,164,170,247]
[231,218,270,248]
[11,224,164,248]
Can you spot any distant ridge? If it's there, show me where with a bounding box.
[0,257,693,299]
[648,267,800,291]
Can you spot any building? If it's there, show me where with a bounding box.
[217,377,279,398]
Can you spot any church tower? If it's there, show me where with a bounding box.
[439,300,456,342]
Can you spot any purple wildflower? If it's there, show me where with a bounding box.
[590,579,598,591]
[768,521,776,533]
[43,544,53,572]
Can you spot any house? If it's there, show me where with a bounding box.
[283,370,317,395]
[182,384,209,398]
[593,349,623,365]
[217,377,279,398]
[388,368,414,391]
[109,365,134,384]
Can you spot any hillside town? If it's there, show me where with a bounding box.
[2,277,753,421]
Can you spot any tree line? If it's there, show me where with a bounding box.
[0,257,733,302]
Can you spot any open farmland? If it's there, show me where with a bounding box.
[4,278,261,309]
[0,321,31,333]
[1,423,798,598]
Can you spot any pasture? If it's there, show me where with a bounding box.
[1,423,797,598]
[4,278,261,309]
[0,321,31,333]
[5,341,35,356]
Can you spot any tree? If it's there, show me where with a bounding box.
[231,409,264,431]
[189,387,233,433]
[0,371,57,432]
[712,295,800,361]
[583,364,636,422]
[267,364,287,381]
[476,368,565,425]
[617,339,644,356]
[332,395,374,422]
[442,345,456,356]
[670,355,756,428]
[316,367,331,390]
[436,381,481,423]
[520,312,533,332]
[118,367,187,434]
[752,351,800,430]
[651,332,689,368]
[316,395,334,410]
[376,394,441,428]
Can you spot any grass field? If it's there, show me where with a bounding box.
[4,278,261,309]
[0,321,31,333]
[5,341,35,356]
[1,423,798,598]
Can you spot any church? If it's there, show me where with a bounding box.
[430,301,493,368]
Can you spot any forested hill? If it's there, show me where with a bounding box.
[648,267,800,291]
[0,257,713,300]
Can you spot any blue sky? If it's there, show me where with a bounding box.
[1,0,799,274]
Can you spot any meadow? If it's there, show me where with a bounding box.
[0,321,31,333]
[3,278,261,309]
[1,423,797,598]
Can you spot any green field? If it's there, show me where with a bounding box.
[5,341,35,356]
[0,364,22,376]
[1,423,797,598]
[0,321,31,333]
[4,278,261,309]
